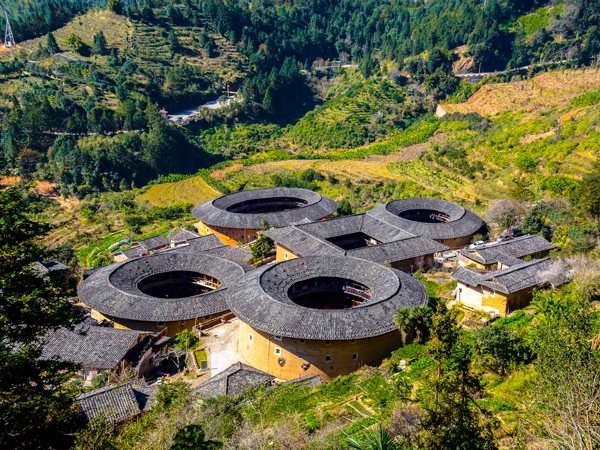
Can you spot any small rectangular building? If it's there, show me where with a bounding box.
[113,235,169,261]
[41,326,169,386]
[459,235,555,270]
[452,258,569,316]
[77,383,156,424]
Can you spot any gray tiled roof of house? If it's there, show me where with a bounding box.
[367,198,483,241]
[78,252,252,322]
[31,261,70,275]
[192,363,275,398]
[192,187,337,230]
[121,246,143,259]
[40,326,146,370]
[347,236,447,263]
[265,226,343,257]
[135,235,169,251]
[279,374,323,388]
[227,256,428,340]
[169,229,201,242]
[460,235,555,265]
[265,213,447,263]
[77,384,145,423]
[452,258,569,294]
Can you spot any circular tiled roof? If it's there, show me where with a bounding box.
[78,253,251,322]
[192,187,337,230]
[367,198,483,241]
[227,256,428,340]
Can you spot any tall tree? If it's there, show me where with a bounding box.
[416,307,498,450]
[46,31,59,55]
[92,30,108,56]
[0,184,82,449]
[107,0,123,15]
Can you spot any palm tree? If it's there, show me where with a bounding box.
[347,425,397,450]
[395,308,413,345]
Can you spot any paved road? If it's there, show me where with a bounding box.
[168,97,235,123]
[203,318,243,377]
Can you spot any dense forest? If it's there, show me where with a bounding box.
[1,0,599,196]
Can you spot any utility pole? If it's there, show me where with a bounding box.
[3,10,15,49]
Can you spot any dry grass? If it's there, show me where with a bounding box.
[444,68,600,116]
[137,176,220,207]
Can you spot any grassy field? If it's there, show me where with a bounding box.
[19,9,129,55]
[443,68,600,116]
[137,176,221,207]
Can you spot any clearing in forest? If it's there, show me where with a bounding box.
[138,176,220,207]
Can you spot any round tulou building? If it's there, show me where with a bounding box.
[227,255,428,381]
[192,187,338,246]
[78,252,252,336]
[367,198,483,247]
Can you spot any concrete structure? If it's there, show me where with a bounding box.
[192,187,337,246]
[452,258,570,315]
[227,255,428,381]
[458,235,555,270]
[78,250,252,336]
[266,213,448,273]
[367,198,483,247]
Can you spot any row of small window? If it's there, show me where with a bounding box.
[272,346,358,361]
[206,227,256,240]
[157,316,211,326]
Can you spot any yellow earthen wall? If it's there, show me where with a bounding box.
[196,220,261,246]
[276,244,300,262]
[89,310,223,336]
[239,322,403,381]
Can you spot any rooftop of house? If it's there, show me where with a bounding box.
[77,383,157,424]
[30,260,70,275]
[460,235,556,266]
[169,228,201,243]
[367,198,483,241]
[41,326,151,370]
[132,235,169,251]
[192,363,275,398]
[227,255,428,340]
[192,187,337,230]
[78,252,253,323]
[452,258,570,295]
[265,213,447,262]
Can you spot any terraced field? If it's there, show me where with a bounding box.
[20,9,130,55]
[138,176,220,207]
[443,69,600,116]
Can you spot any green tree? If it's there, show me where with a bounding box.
[107,0,123,14]
[572,165,600,220]
[0,184,82,449]
[66,33,85,54]
[417,307,498,450]
[92,31,108,56]
[173,329,199,351]
[251,232,274,262]
[474,324,531,374]
[526,290,600,447]
[337,199,353,216]
[170,424,221,450]
[519,202,552,239]
[168,29,179,52]
[515,153,538,173]
[46,31,59,54]
[262,85,275,116]
[198,396,243,441]
[155,381,190,412]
